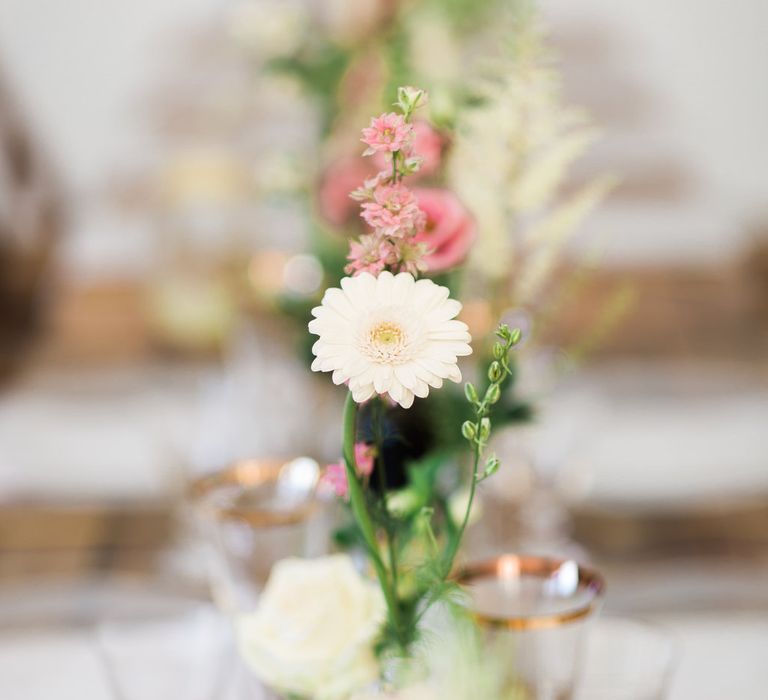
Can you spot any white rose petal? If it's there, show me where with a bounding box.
[238,555,386,700]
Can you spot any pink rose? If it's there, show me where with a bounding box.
[411,120,443,176]
[413,188,476,272]
[318,157,373,226]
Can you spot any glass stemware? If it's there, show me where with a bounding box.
[189,456,331,613]
[458,554,605,700]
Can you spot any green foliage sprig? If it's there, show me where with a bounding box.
[441,323,521,576]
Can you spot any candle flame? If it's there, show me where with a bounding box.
[497,555,520,581]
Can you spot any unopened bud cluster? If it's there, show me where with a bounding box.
[396,86,428,118]
[461,323,522,482]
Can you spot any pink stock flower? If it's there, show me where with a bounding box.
[355,443,375,476]
[361,112,413,156]
[319,157,373,225]
[349,170,391,202]
[360,184,426,237]
[320,443,376,499]
[375,120,443,177]
[321,461,350,498]
[345,234,395,276]
[413,188,476,272]
[395,239,430,276]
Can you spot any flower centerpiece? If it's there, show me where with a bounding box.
[238,87,523,699]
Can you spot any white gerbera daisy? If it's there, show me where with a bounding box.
[309,271,472,409]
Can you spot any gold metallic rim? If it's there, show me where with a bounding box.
[189,459,318,527]
[456,554,606,631]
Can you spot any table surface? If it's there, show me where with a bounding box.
[0,576,766,700]
[1,613,766,700]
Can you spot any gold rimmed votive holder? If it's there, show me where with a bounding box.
[457,554,606,700]
[190,457,330,613]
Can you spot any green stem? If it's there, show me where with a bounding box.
[371,401,400,611]
[372,400,389,493]
[388,534,399,610]
[441,439,482,578]
[342,393,405,647]
[413,428,483,629]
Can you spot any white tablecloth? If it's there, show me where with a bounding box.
[0,610,765,699]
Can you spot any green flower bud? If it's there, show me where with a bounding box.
[492,342,505,360]
[485,383,501,404]
[484,456,501,477]
[488,361,504,383]
[479,417,491,442]
[496,323,511,340]
[464,382,479,404]
[509,327,522,345]
[461,420,477,441]
[396,86,427,116]
[386,488,421,517]
[402,156,424,175]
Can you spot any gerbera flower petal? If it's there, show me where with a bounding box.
[394,364,418,391]
[309,273,471,409]
[390,272,415,304]
[373,365,393,394]
[322,288,358,320]
[413,378,430,398]
[414,356,451,379]
[399,389,415,409]
[352,384,376,403]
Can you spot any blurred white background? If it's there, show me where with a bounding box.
[1,0,767,276]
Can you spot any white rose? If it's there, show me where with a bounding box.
[238,555,386,700]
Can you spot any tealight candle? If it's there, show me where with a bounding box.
[458,555,605,699]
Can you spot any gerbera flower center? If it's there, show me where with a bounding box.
[361,318,410,364]
[371,321,403,347]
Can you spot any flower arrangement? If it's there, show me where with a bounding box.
[309,83,531,497]
[228,7,625,698]
[155,6,623,697]
[239,87,522,699]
